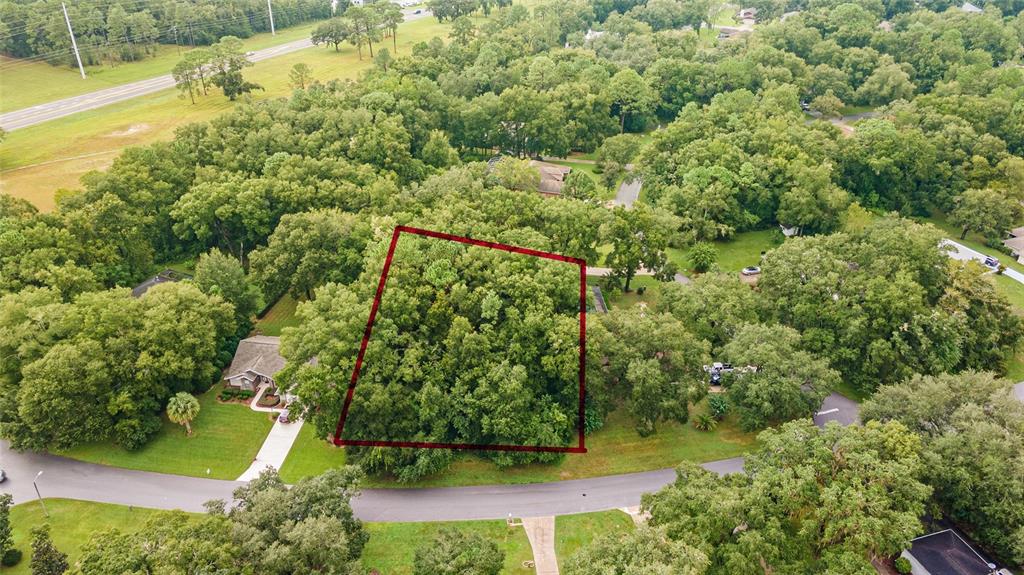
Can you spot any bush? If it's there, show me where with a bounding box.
[2,548,22,567]
[238,390,255,400]
[688,242,717,273]
[894,556,912,574]
[693,413,717,432]
[636,286,646,295]
[707,395,729,420]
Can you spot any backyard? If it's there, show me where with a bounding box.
[253,293,303,336]
[59,383,273,480]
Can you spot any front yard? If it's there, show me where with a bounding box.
[60,383,274,480]
[555,510,636,568]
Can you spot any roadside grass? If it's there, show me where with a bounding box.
[253,293,303,336]
[280,402,757,488]
[6,499,184,575]
[555,510,635,569]
[2,15,458,210]
[363,520,534,575]
[59,383,273,480]
[279,421,346,483]
[9,499,535,575]
[0,22,321,113]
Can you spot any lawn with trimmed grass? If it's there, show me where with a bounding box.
[280,401,758,488]
[592,275,666,310]
[254,293,303,336]
[2,15,462,210]
[59,383,274,480]
[7,499,191,575]
[363,520,535,575]
[555,510,635,568]
[667,229,782,276]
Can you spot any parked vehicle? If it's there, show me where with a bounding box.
[278,409,290,423]
[0,468,6,483]
[742,266,761,275]
[984,256,999,268]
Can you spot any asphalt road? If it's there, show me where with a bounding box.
[614,177,642,207]
[0,9,431,132]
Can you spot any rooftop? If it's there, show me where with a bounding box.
[903,529,996,575]
[226,335,286,380]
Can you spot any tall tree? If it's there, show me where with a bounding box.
[413,528,505,575]
[604,205,675,292]
[29,525,67,575]
[950,188,1022,241]
[564,527,709,575]
[193,248,263,334]
[605,69,654,133]
[166,392,200,436]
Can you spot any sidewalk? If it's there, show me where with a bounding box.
[236,418,304,481]
[522,516,559,575]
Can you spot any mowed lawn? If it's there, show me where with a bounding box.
[6,499,184,575]
[363,520,535,575]
[281,403,757,488]
[555,510,635,569]
[1,15,461,210]
[253,293,303,336]
[667,229,782,276]
[60,383,273,480]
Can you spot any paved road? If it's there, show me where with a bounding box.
[0,9,431,132]
[615,177,642,207]
[941,239,1024,285]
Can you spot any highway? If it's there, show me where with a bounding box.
[0,9,430,132]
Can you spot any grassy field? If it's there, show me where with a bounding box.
[555,510,635,568]
[59,383,274,480]
[363,520,535,574]
[593,275,666,309]
[280,402,758,488]
[1,15,459,210]
[9,499,535,575]
[667,229,781,276]
[253,293,303,336]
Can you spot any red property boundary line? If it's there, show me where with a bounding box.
[332,225,588,454]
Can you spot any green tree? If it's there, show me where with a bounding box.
[346,7,382,59]
[413,528,505,575]
[166,392,200,436]
[688,241,717,272]
[562,170,599,201]
[208,36,262,100]
[564,526,709,575]
[172,57,198,104]
[605,69,654,133]
[950,188,1022,241]
[193,248,264,334]
[722,323,838,431]
[605,206,675,292]
[490,157,540,191]
[657,273,760,351]
[288,63,314,89]
[810,89,844,118]
[450,16,476,45]
[375,1,405,52]
[421,130,460,169]
[374,47,393,72]
[29,525,67,575]
[311,18,350,51]
[0,494,12,561]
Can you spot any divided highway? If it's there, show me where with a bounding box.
[0,9,430,132]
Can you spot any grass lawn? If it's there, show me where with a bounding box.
[280,402,757,488]
[555,510,635,568]
[667,229,781,276]
[592,275,666,310]
[59,383,274,480]
[2,15,461,211]
[254,293,303,336]
[363,520,534,575]
[279,421,346,483]
[7,499,189,575]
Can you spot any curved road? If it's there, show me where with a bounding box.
[0,9,432,132]
[0,394,856,521]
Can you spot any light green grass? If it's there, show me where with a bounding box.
[0,23,323,113]
[555,510,635,569]
[593,275,665,309]
[59,383,274,480]
[667,229,781,276]
[6,499,189,575]
[281,404,757,488]
[254,293,303,336]
[2,15,459,211]
[279,421,346,483]
[363,520,534,575]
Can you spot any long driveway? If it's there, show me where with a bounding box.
[0,9,431,132]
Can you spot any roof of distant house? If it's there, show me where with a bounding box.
[131,269,192,298]
[226,335,286,381]
[529,160,572,195]
[1013,382,1023,403]
[960,1,983,12]
[903,529,995,575]
[1003,235,1024,254]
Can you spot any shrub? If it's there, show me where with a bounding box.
[688,242,717,273]
[693,413,717,432]
[707,395,729,420]
[636,286,646,295]
[894,556,912,574]
[239,390,255,400]
[2,548,22,567]
[257,394,281,408]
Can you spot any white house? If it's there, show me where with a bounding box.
[960,1,983,12]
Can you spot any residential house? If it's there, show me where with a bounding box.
[1003,226,1024,263]
[960,1,983,12]
[529,160,572,196]
[225,335,288,394]
[901,529,1010,575]
[131,269,191,298]
[738,7,758,20]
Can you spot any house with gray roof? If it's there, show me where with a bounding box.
[225,335,287,392]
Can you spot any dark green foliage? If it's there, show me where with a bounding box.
[413,528,505,575]
[688,242,717,272]
[2,548,21,567]
[29,525,67,575]
[692,413,717,432]
[0,494,11,561]
[894,557,912,574]
[706,395,728,420]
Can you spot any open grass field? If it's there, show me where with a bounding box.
[0,22,322,113]
[667,229,781,276]
[253,293,303,336]
[363,520,535,574]
[555,510,635,568]
[59,383,274,480]
[9,499,536,575]
[7,499,184,575]
[280,401,758,487]
[1,15,459,210]
[593,274,666,309]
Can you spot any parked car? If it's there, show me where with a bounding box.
[414,8,422,13]
[278,409,291,423]
[800,100,810,111]
[741,266,761,276]
[984,256,999,268]
[0,468,6,483]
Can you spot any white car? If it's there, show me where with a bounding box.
[741,266,761,276]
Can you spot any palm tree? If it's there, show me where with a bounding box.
[167,392,201,436]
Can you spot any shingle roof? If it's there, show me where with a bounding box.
[225,336,286,380]
[906,530,994,575]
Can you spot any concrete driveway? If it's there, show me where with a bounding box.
[940,239,1024,285]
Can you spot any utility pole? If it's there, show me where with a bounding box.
[267,0,276,35]
[33,471,49,517]
[62,2,86,79]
